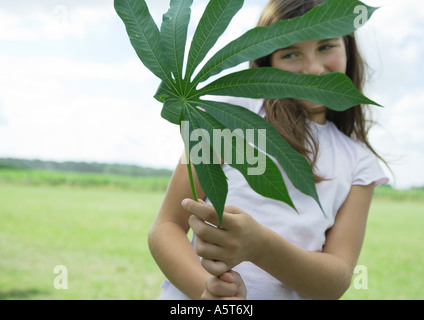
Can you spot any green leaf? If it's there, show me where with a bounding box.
[160,0,193,91]
[114,0,173,84]
[161,98,184,125]
[154,81,177,103]
[196,99,322,213]
[183,105,228,225]
[192,0,377,84]
[185,0,244,82]
[197,68,380,111]
[189,103,296,212]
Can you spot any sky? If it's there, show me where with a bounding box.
[0,0,423,189]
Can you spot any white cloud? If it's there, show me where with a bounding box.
[359,0,424,87]
[0,1,114,41]
[0,103,6,125]
[369,90,424,188]
[0,94,182,167]
[0,55,154,111]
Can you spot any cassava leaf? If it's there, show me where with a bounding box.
[160,0,193,91]
[196,98,323,213]
[197,68,380,110]
[114,0,174,85]
[185,0,244,83]
[161,98,185,125]
[192,0,377,85]
[154,80,179,103]
[183,105,228,225]
[189,103,296,213]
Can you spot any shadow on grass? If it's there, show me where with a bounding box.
[0,288,44,300]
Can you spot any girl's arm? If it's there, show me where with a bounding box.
[253,183,374,299]
[148,153,211,300]
[186,183,375,300]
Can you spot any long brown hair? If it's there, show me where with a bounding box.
[251,0,385,182]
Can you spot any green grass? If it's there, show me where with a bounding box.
[0,183,165,300]
[1,171,423,300]
[342,198,424,300]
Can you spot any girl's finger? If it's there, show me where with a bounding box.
[205,276,237,297]
[194,234,227,262]
[201,258,230,277]
[182,198,221,227]
[188,214,225,246]
[221,270,247,299]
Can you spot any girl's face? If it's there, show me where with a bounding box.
[270,37,347,122]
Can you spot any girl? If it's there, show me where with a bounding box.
[148,0,388,300]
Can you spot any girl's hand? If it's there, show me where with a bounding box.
[201,271,247,300]
[182,198,263,276]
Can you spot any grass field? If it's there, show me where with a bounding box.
[342,198,424,299]
[0,183,165,299]
[1,170,423,300]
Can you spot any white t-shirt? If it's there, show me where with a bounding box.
[158,97,388,300]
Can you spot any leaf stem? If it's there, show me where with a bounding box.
[185,147,198,202]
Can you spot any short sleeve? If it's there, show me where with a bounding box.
[352,144,389,187]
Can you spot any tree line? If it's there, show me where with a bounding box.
[0,158,172,177]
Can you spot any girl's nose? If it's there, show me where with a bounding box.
[302,56,325,75]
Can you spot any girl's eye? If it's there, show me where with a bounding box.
[282,53,296,59]
[319,44,335,51]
